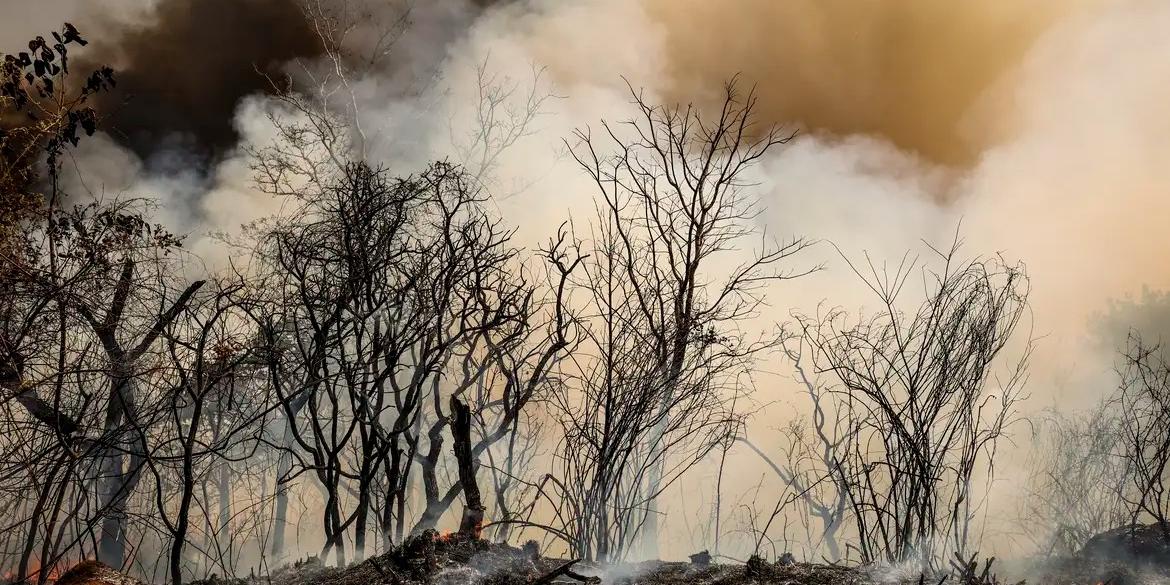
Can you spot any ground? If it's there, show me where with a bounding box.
[42,526,1170,585]
[196,530,1170,585]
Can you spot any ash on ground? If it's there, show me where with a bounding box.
[49,524,1170,585]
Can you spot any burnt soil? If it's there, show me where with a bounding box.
[50,528,1170,585]
[229,531,1170,585]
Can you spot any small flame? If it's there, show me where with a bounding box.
[433,522,484,544]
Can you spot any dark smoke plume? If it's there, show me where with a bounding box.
[74,0,507,170]
[80,0,324,167]
[643,0,1098,167]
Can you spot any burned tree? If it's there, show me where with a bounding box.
[450,396,484,538]
[408,225,582,540]
[548,78,812,561]
[1117,334,1170,536]
[1021,403,1131,556]
[146,277,273,585]
[0,196,206,578]
[261,161,457,564]
[737,336,850,562]
[76,230,205,570]
[799,239,1030,567]
[0,25,275,579]
[244,18,571,557]
[1,26,114,568]
[256,153,576,563]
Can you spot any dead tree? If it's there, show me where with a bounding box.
[1021,403,1131,556]
[735,334,851,562]
[250,32,563,555]
[0,197,208,580]
[406,225,582,540]
[556,77,812,560]
[0,25,119,579]
[1117,333,1170,537]
[452,58,556,194]
[144,277,273,585]
[2,25,206,573]
[386,225,581,547]
[450,397,484,538]
[260,157,559,562]
[262,161,440,564]
[80,255,205,570]
[799,238,1030,567]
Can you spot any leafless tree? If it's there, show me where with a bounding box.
[408,224,582,538]
[1020,403,1131,556]
[732,333,853,563]
[450,58,557,195]
[260,161,455,564]
[253,152,578,564]
[0,194,209,579]
[140,277,275,585]
[77,233,206,570]
[546,78,812,561]
[798,239,1031,568]
[244,21,580,558]
[0,25,275,580]
[1116,333,1170,537]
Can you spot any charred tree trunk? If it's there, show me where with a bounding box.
[271,433,293,558]
[270,385,310,558]
[451,397,484,538]
[97,373,146,570]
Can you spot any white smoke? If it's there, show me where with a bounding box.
[20,0,1170,563]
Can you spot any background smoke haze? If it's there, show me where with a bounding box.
[8,0,1170,561]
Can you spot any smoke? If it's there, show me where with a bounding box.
[0,0,137,50]
[11,0,1170,563]
[957,0,1170,404]
[4,0,504,250]
[80,0,324,166]
[5,0,507,169]
[450,0,1170,558]
[645,0,1103,167]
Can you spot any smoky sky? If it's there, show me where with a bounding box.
[44,0,1074,171]
[75,0,324,168]
[69,0,505,171]
[644,0,1098,167]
